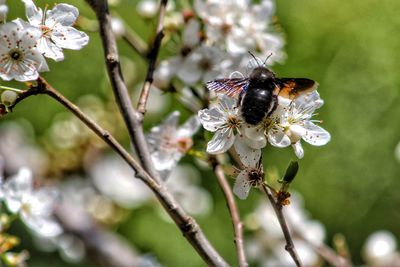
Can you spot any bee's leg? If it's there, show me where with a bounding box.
[266,95,278,117]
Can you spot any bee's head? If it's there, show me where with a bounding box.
[249,67,275,83]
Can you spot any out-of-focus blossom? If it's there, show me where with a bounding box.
[0,19,48,81]
[195,0,285,63]
[3,250,29,267]
[147,111,200,179]
[248,193,325,266]
[1,90,18,107]
[2,168,62,238]
[0,0,8,22]
[136,0,158,18]
[164,165,212,216]
[363,230,398,266]
[22,0,89,61]
[395,142,400,163]
[0,122,49,177]
[89,154,152,209]
[111,17,125,37]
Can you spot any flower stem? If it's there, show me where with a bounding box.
[261,183,302,267]
[0,86,23,93]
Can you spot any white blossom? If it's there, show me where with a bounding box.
[89,155,152,208]
[147,111,200,179]
[0,19,48,81]
[198,95,243,154]
[2,168,62,238]
[363,230,398,266]
[0,0,8,22]
[22,0,89,61]
[243,91,330,159]
[233,137,262,199]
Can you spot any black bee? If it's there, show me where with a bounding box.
[206,56,318,125]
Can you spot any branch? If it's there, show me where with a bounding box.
[12,78,228,267]
[261,184,302,267]
[294,230,352,267]
[211,157,248,267]
[137,0,168,118]
[85,0,160,182]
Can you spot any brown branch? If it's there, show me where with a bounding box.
[12,78,228,267]
[261,184,302,267]
[211,157,248,267]
[137,0,168,118]
[85,0,160,182]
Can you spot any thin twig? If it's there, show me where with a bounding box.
[261,183,302,267]
[137,0,168,118]
[85,0,160,182]
[294,229,352,267]
[211,156,248,267]
[122,28,148,58]
[12,78,229,267]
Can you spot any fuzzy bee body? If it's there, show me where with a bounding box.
[240,67,278,125]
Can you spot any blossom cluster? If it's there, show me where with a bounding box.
[0,0,88,82]
[153,0,285,89]
[198,88,330,199]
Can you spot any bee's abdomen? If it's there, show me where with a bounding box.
[241,87,274,125]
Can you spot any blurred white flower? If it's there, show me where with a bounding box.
[147,111,200,179]
[363,230,398,266]
[195,0,285,63]
[154,19,200,88]
[111,17,125,37]
[164,165,212,216]
[0,19,48,81]
[3,251,29,267]
[136,0,158,18]
[89,154,152,208]
[249,193,325,266]
[177,45,224,85]
[395,141,400,163]
[22,0,89,61]
[0,0,7,22]
[198,95,243,154]
[0,122,49,179]
[2,168,62,238]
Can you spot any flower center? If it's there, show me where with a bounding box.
[176,137,193,153]
[40,25,52,36]
[227,115,241,129]
[199,58,212,71]
[9,49,24,61]
[247,168,264,187]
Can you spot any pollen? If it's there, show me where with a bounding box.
[226,115,241,128]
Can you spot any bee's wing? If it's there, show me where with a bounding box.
[276,78,319,100]
[206,78,250,98]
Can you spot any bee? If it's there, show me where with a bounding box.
[206,54,318,125]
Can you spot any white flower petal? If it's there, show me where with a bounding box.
[243,126,267,149]
[302,122,331,146]
[183,19,200,48]
[268,128,291,148]
[46,4,79,27]
[21,214,63,237]
[198,108,226,132]
[51,26,89,50]
[234,135,260,167]
[292,141,304,159]
[233,170,251,200]
[177,115,201,138]
[37,37,64,61]
[206,127,235,154]
[22,0,43,26]
[3,168,33,213]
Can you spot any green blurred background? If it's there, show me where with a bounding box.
[3,0,400,266]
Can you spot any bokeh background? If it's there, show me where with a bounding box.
[2,0,400,266]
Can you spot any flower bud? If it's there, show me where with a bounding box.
[1,90,18,107]
[137,0,158,18]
